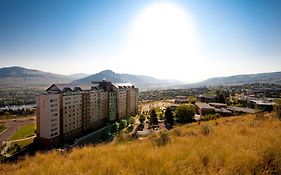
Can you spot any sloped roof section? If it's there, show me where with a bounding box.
[46,83,99,92]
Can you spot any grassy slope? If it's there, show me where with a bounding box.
[0,125,6,133]
[9,123,35,141]
[1,114,281,174]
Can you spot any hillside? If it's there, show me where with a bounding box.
[1,114,281,174]
[0,66,74,88]
[74,70,182,89]
[196,71,281,87]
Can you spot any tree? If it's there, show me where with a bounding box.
[175,104,195,123]
[188,96,197,104]
[149,109,158,129]
[139,114,146,125]
[164,107,174,129]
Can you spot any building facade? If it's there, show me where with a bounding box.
[36,81,138,147]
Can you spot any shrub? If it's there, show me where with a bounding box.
[115,133,133,144]
[255,112,265,120]
[154,131,171,147]
[175,104,195,123]
[171,128,181,136]
[201,125,212,136]
[112,122,119,133]
[201,114,219,121]
[138,114,146,125]
[129,116,135,125]
[119,120,128,130]
[275,99,281,120]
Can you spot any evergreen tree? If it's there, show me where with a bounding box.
[164,107,174,129]
[149,109,158,129]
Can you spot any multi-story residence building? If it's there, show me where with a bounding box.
[35,93,60,146]
[36,81,138,147]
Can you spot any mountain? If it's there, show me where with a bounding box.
[0,66,75,88]
[68,73,90,80]
[195,71,281,87]
[74,70,182,89]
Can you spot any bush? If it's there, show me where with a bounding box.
[154,131,171,147]
[171,128,182,137]
[255,112,265,120]
[175,104,195,123]
[119,120,128,130]
[112,122,119,133]
[201,114,219,121]
[138,114,146,125]
[129,116,135,125]
[275,99,281,120]
[201,125,212,136]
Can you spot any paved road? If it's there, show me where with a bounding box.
[0,118,35,144]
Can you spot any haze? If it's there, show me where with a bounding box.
[0,0,281,83]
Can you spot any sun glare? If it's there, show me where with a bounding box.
[114,2,203,82]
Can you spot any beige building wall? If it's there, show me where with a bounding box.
[126,88,138,116]
[62,94,82,135]
[89,91,108,126]
[98,91,108,121]
[116,90,127,119]
[89,92,99,123]
[36,94,60,139]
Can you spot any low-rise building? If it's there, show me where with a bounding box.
[175,96,188,104]
[195,102,215,116]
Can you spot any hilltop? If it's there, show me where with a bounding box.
[0,66,74,88]
[1,66,281,89]
[195,71,281,87]
[73,70,182,89]
[1,113,281,174]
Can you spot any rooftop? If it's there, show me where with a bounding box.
[195,102,215,110]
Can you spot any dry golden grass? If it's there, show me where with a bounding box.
[1,114,281,175]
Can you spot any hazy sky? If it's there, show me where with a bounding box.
[0,0,281,82]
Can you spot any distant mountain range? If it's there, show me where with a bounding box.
[68,73,90,80]
[73,70,182,89]
[0,66,74,88]
[0,66,281,89]
[0,66,181,89]
[193,71,281,87]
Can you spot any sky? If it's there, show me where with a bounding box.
[0,0,281,83]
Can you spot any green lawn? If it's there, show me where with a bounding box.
[0,125,7,133]
[9,123,36,141]
[6,138,34,155]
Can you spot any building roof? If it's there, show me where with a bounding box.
[46,83,100,93]
[112,83,135,89]
[176,96,187,99]
[227,106,256,113]
[249,100,275,106]
[195,102,215,110]
[215,108,232,114]
[209,103,227,108]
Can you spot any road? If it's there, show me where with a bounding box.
[0,117,35,144]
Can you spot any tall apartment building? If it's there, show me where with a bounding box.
[36,81,138,147]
